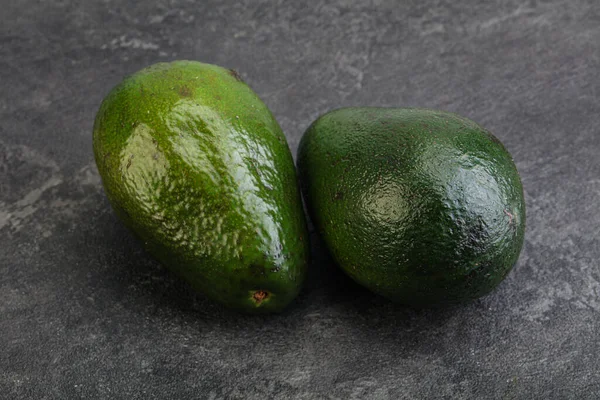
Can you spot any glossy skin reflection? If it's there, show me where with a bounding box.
[298,108,525,306]
[93,61,308,313]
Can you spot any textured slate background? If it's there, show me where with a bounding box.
[2,1,600,398]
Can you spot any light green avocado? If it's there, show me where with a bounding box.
[93,61,309,313]
[298,107,525,306]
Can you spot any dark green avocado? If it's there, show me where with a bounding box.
[297,107,525,306]
[93,61,309,313]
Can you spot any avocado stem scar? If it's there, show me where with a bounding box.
[229,68,243,82]
[251,290,270,305]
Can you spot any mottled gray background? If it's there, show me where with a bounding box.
[1,0,599,399]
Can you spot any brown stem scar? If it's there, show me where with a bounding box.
[229,69,244,82]
[251,290,270,305]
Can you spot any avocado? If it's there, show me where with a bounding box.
[93,61,309,313]
[297,107,525,306]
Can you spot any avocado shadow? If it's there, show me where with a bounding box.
[288,230,466,326]
[277,229,487,365]
[88,197,468,339]
[88,201,241,321]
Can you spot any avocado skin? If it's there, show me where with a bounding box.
[93,61,309,313]
[297,107,525,306]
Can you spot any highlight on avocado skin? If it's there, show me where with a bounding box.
[93,61,309,313]
[297,107,525,307]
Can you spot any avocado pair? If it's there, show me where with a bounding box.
[93,61,525,313]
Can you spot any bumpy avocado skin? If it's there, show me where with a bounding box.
[93,61,309,313]
[297,108,525,306]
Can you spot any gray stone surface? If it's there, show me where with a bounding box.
[1,0,600,398]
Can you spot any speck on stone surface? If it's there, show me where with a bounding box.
[1,0,600,399]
